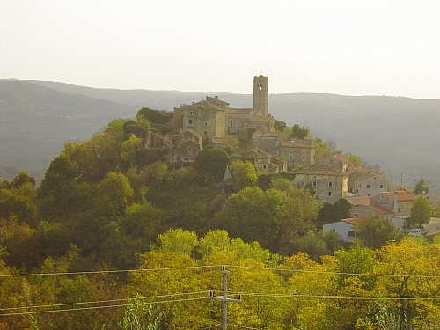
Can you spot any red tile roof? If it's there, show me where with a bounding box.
[378,191,415,202]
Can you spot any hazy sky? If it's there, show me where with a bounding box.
[2,0,439,98]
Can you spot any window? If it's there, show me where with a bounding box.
[367,184,371,188]
[348,231,356,238]
[229,120,233,127]
[328,182,333,187]
[380,184,384,189]
[204,121,208,127]
[263,164,267,170]
[328,192,332,196]
[289,154,294,161]
[189,111,195,116]
[312,181,317,187]
[188,119,193,127]
[312,190,316,195]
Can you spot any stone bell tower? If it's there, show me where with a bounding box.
[253,75,268,117]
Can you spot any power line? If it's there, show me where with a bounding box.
[0,264,223,278]
[233,266,440,279]
[74,290,211,306]
[0,303,65,312]
[0,296,212,317]
[46,297,211,314]
[232,292,440,301]
[1,264,439,279]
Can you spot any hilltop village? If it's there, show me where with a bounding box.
[136,76,439,241]
[1,76,439,330]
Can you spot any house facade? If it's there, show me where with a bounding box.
[293,164,348,203]
[349,171,387,197]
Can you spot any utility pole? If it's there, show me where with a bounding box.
[210,266,241,330]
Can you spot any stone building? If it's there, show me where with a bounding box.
[172,76,275,142]
[280,139,315,169]
[318,153,350,173]
[168,75,315,171]
[347,190,416,218]
[349,170,387,197]
[293,164,348,203]
[170,129,203,163]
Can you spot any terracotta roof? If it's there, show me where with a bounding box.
[347,197,371,206]
[295,164,343,176]
[378,191,415,202]
[368,204,394,215]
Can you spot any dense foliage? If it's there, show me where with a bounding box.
[0,109,438,329]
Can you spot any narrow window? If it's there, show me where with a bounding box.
[328,182,333,188]
[312,181,317,187]
[328,192,332,196]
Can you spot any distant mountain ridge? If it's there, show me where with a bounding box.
[1,79,439,195]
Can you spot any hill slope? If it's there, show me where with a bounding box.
[1,79,439,194]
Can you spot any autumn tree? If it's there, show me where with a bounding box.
[229,160,258,192]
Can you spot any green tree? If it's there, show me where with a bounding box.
[123,120,147,141]
[274,120,287,132]
[194,147,229,183]
[316,198,352,226]
[93,172,135,219]
[11,171,35,188]
[229,160,258,191]
[38,156,81,220]
[121,134,143,167]
[216,186,286,250]
[345,153,364,168]
[413,179,429,195]
[407,196,431,229]
[290,124,310,139]
[357,215,402,249]
[120,297,163,330]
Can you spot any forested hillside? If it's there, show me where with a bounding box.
[1,79,440,194]
[0,107,439,329]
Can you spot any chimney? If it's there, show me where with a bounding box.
[393,192,399,214]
